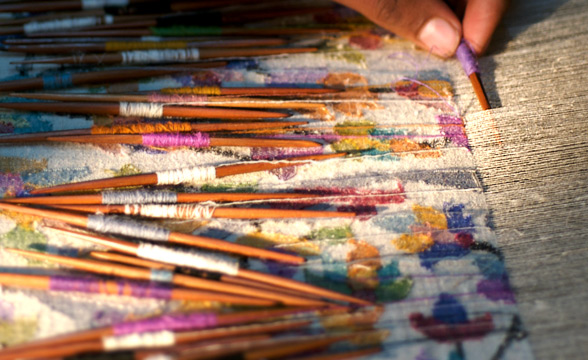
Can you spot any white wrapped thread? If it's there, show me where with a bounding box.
[121,49,200,64]
[119,102,164,118]
[87,215,170,242]
[149,269,175,283]
[102,190,178,205]
[156,166,216,186]
[82,0,129,9]
[137,243,240,276]
[24,16,114,34]
[102,331,175,351]
[124,204,215,219]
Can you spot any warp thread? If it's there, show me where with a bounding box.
[155,166,216,186]
[42,73,74,90]
[105,41,188,52]
[455,40,479,76]
[81,0,129,9]
[142,132,211,148]
[91,122,193,135]
[136,243,240,276]
[161,86,221,96]
[113,312,218,335]
[87,215,171,241]
[119,102,164,118]
[102,331,175,351]
[124,204,215,219]
[147,93,208,104]
[151,26,223,37]
[102,190,178,205]
[24,16,113,34]
[49,275,173,299]
[120,49,200,64]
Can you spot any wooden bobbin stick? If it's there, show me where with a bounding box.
[0,203,305,265]
[0,319,313,360]
[88,251,315,300]
[14,47,318,65]
[0,273,274,307]
[0,102,289,120]
[7,248,328,307]
[28,152,346,195]
[49,204,355,219]
[0,307,316,358]
[0,121,308,144]
[469,73,491,110]
[0,63,226,92]
[45,134,322,148]
[41,226,371,306]
[1,191,319,205]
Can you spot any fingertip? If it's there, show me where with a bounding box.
[417,17,462,58]
[462,0,509,54]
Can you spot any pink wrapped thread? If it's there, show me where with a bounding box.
[113,312,218,335]
[142,132,211,148]
[455,40,479,76]
[147,93,208,104]
[49,276,173,299]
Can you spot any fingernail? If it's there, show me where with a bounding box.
[418,18,460,58]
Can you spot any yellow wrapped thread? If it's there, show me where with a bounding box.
[161,86,221,96]
[105,41,188,52]
[91,122,193,135]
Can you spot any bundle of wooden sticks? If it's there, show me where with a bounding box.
[0,1,392,359]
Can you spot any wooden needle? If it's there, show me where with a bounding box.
[0,307,316,358]
[44,133,321,148]
[0,272,274,307]
[28,152,346,195]
[1,190,319,205]
[42,226,371,306]
[6,248,328,307]
[0,202,306,265]
[47,204,355,219]
[14,47,318,65]
[0,121,308,144]
[0,102,289,120]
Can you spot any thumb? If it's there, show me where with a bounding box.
[335,0,462,58]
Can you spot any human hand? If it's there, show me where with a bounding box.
[333,0,509,58]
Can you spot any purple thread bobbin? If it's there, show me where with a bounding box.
[148,93,208,104]
[455,40,479,76]
[142,132,211,148]
[113,312,218,335]
[49,276,173,299]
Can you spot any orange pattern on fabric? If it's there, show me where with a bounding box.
[392,233,435,253]
[413,205,448,229]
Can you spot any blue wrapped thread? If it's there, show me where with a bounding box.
[42,73,73,90]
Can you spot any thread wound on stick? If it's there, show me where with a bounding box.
[82,0,129,9]
[142,132,211,148]
[161,86,221,96]
[87,215,171,241]
[24,16,113,34]
[149,269,175,283]
[42,73,73,90]
[147,94,208,103]
[105,41,188,52]
[102,190,178,204]
[119,102,164,118]
[156,166,216,185]
[49,276,173,299]
[455,40,479,76]
[102,331,175,351]
[136,243,240,276]
[91,122,193,135]
[113,312,218,335]
[120,49,200,64]
[124,204,215,219]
